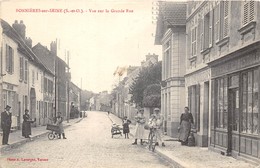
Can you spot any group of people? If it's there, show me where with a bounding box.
[121,108,165,147]
[1,105,66,145]
[121,106,194,147]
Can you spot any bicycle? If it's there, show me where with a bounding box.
[147,127,157,152]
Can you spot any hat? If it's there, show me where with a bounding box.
[25,109,29,112]
[5,105,11,109]
[154,108,160,112]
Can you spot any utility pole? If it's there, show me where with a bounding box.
[67,51,70,123]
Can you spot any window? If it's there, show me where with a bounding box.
[242,1,255,26]
[44,78,48,93]
[242,70,259,134]
[191,26,197,56]
[32,70,35,85]
[20,57,24,80]
[188,85,200,131]
[6,45,14,73]
[48,79,53,94]
[24,60,28,82]
[44,102,48,118]
[214,1,229,42]
[215,77,228,129]
[163,40,171,79]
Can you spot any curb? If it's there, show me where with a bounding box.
[154,148,189,168]
[109,114,188,167]
[0,118,83,153]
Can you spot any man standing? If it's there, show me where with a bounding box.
[154,108,165,147]
[1,105,12,145]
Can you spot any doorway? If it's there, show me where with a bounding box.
[227,88,239,156]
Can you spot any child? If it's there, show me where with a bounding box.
[122,116,131,139]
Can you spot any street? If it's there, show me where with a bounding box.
[0,111,173,168]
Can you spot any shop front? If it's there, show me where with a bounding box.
[209,48,260,163]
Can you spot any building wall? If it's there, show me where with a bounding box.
[186,1,260,161]
[162,27,186,137]
[1,34,20,129]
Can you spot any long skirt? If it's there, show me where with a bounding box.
[57,123,64,134]
[134,123,145,139]
[178,120,191,142]
[22,122,31,137]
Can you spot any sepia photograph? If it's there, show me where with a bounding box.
[0,0,260,167]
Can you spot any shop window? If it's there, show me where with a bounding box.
[252,70,258,134]
[242,70,259,134]
[215,77,228,129]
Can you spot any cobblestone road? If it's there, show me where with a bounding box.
[0,112,173,168]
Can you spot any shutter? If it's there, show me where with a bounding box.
[196,84,201,131]
[11,48,14,73]
[223,1,229,37]
[243,2,249,25]
[249,1,255,22]
[209,10,213,47]
[214,3,220,42]
[6,44,9,72]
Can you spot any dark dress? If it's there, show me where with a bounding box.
[122,119,131,134]
[178,112,194,144]
[22,114,32,138]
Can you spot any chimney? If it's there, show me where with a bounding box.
[146,53,158,62]
[50,41,57,56]
[25,37,32,48]
[12,20,26,39]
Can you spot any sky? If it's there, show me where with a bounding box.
[1,0,162,93]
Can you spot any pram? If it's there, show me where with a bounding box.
[46,124,60,140]
[111,123,122,138]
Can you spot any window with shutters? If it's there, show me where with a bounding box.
[32,70,35,85]
[24,60,28,83]
[6,45,14,74]
[242,1,255,26]
[191,26,197,57]
[214,1,229,43]
[19,56,24,81]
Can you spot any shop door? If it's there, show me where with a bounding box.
[227,88,239,156]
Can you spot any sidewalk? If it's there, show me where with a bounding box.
[108,113,258,168]
[0,117,83,153]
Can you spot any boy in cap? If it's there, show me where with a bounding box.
[1,105,12,145]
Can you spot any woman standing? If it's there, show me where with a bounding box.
[55,112,67,139]
[132,108,146,145]
[22,109,34,138]
[178,107,194,145]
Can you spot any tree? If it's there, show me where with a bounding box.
[129,61,162,107]
[143,84,161,107]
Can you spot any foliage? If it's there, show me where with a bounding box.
[143,84,161,107]
[129,61,162,107]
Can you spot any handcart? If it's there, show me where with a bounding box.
[46,124,60,140]
[111,123,122,138]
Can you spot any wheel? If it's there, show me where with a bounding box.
[149,132,157,152]
[48,133,55,140]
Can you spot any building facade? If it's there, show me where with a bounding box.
[0,19,55,129]
[186,1,260,163]
[155,2,187,137]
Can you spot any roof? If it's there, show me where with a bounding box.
[32,43,69,74]
[154,2,187,45]
[1,19,54,76]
